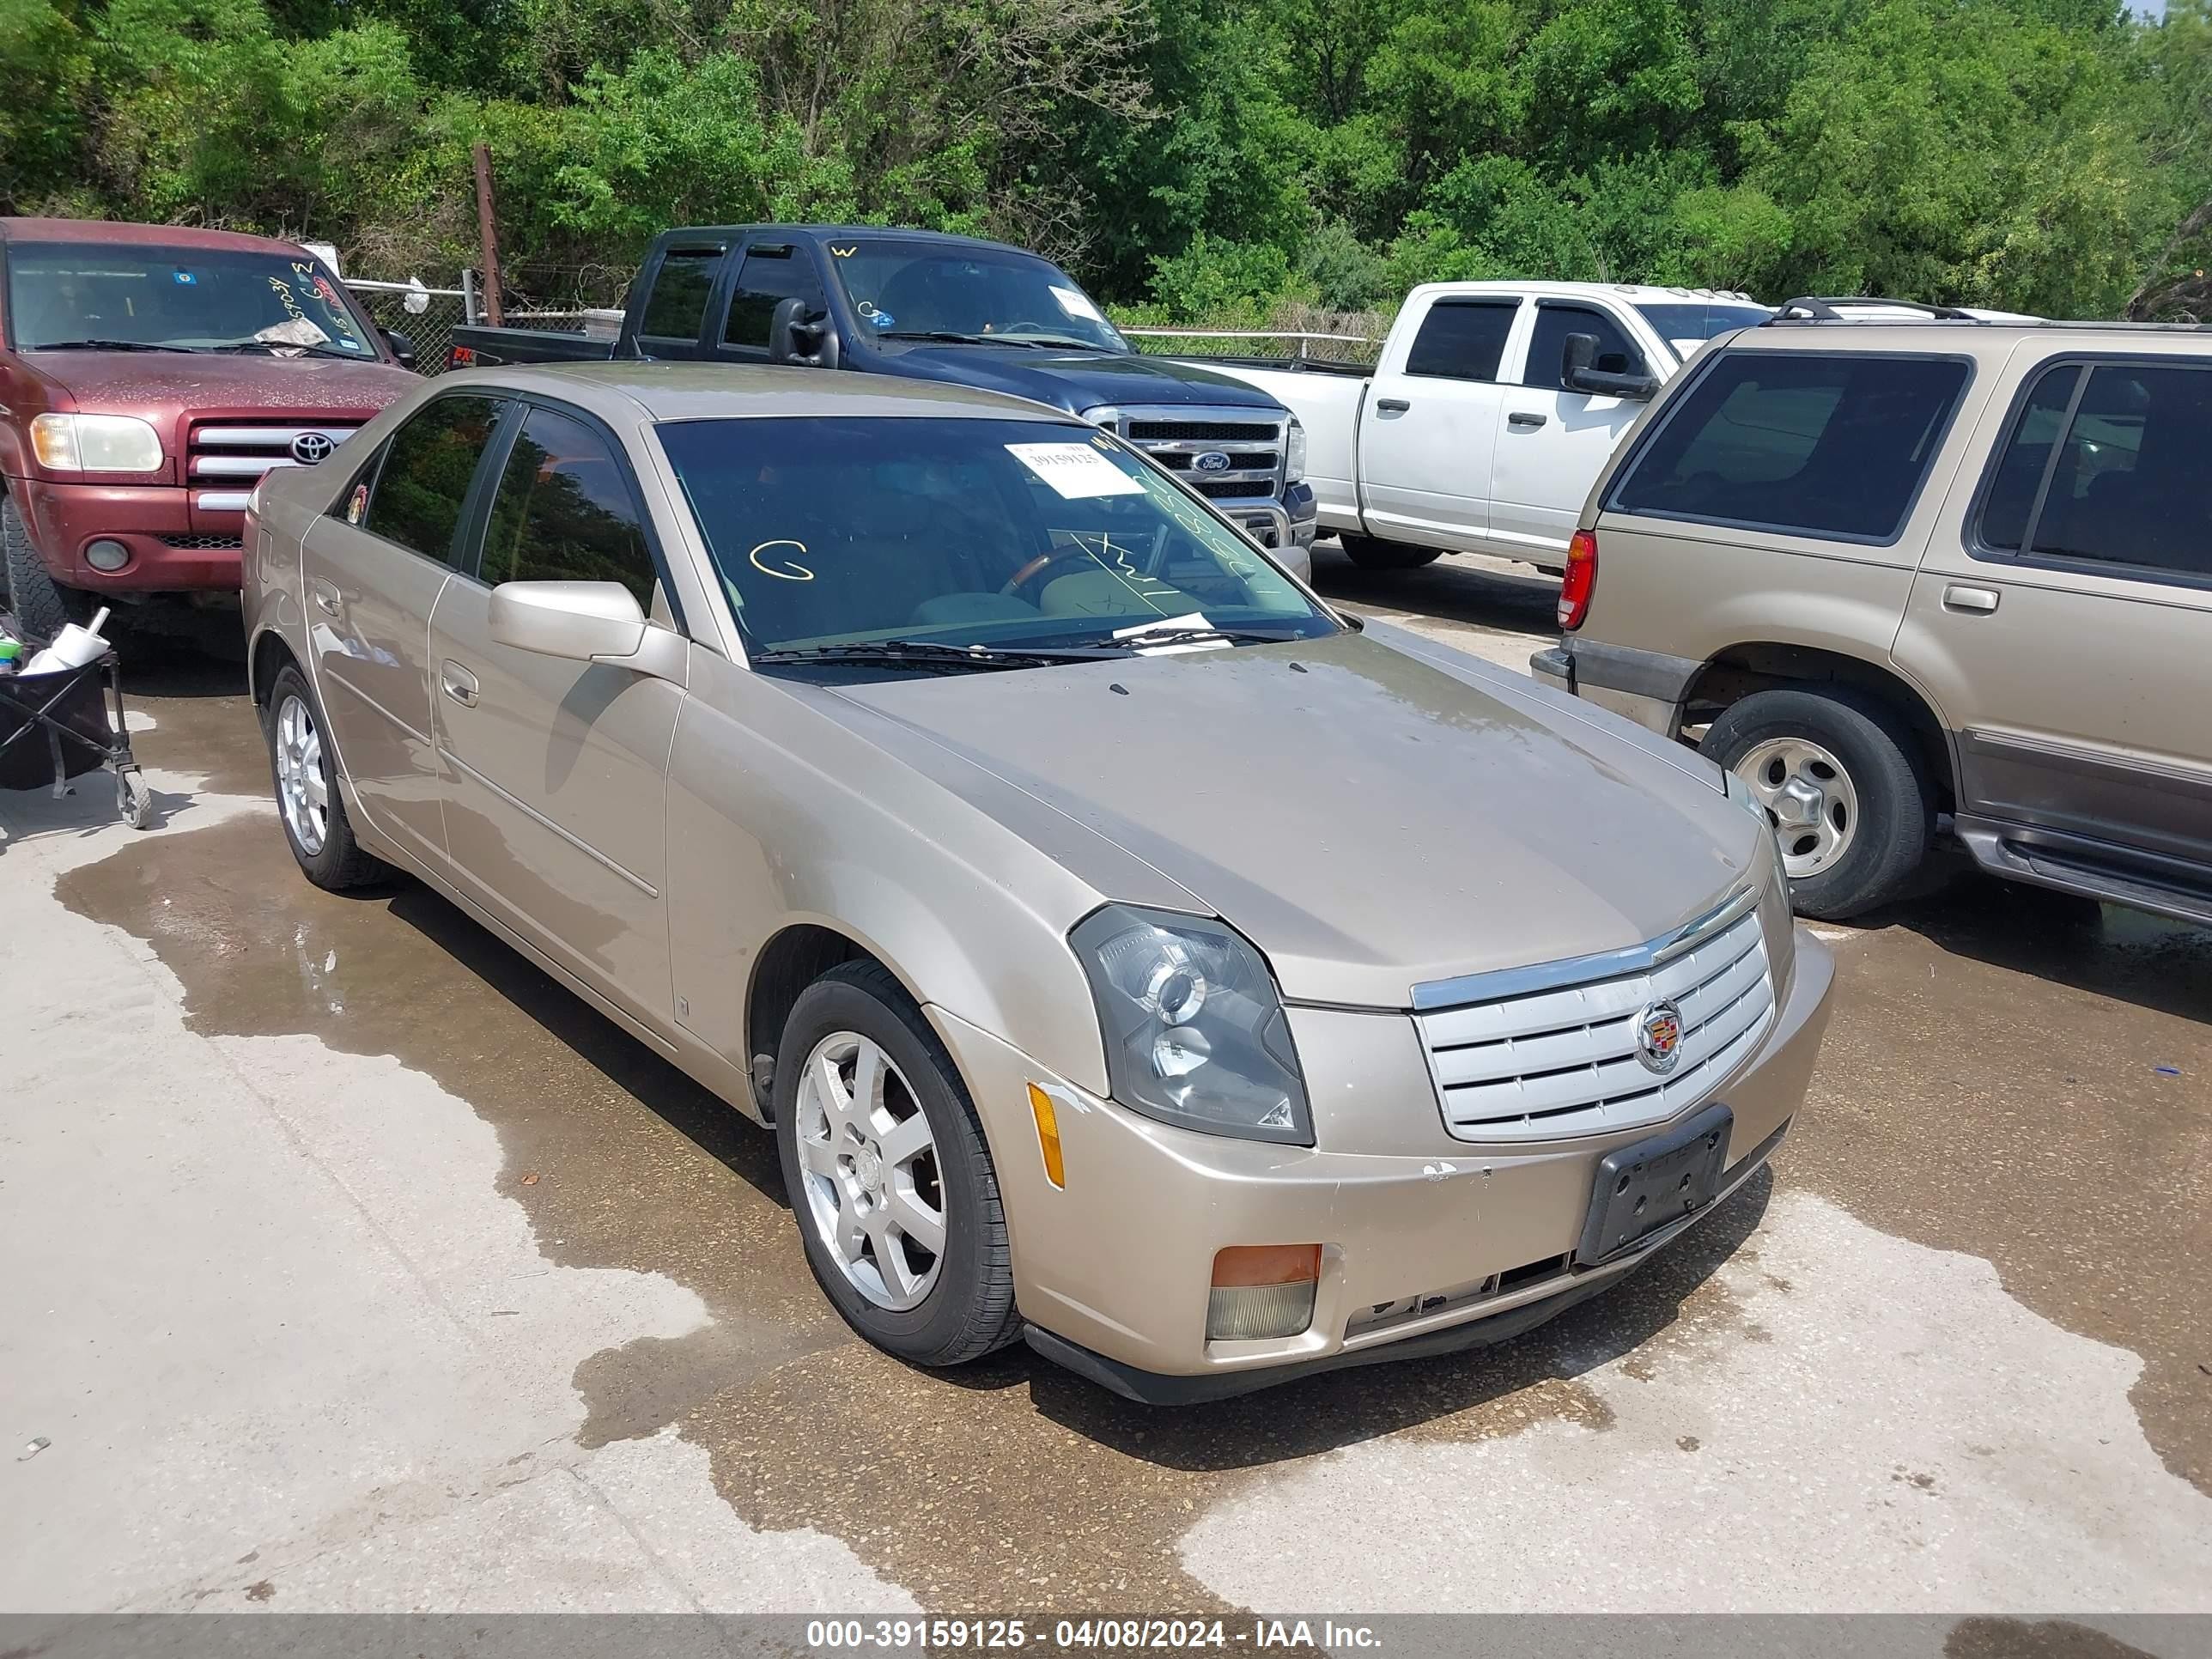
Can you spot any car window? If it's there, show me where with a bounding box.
[1523,305,1647,391]
[655,416,1333,656]
[722,246,824,353]
[478,406,659,609]
[638,246,723,343]
[359,396,507,564]
[1610,352,1970,542]
[4,240,380,357]
[1634,301,1772,355]
[1402,301,1516,382]
[1983,362,2212,581]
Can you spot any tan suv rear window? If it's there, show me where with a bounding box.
[1610,351,1969,544]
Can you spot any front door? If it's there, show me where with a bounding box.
[301,392,508,867]
[1899,355,2212,878]
[1490,301,1652,565]
[429,399,689,1028]
[1356,295,1519,551]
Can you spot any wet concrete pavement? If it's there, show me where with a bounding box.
[3,589,2208,1626]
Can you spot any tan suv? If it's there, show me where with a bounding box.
[1534,314,2212,924]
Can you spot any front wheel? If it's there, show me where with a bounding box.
[3,496,85,640]
[1338,533,1443,572]
[1701,686,1932,920]
[775,961,1020,1367]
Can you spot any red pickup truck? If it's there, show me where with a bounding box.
[0,218,419,634]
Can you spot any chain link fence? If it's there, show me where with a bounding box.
[346,279,471,374]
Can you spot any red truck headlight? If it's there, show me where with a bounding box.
[30,412,164,473]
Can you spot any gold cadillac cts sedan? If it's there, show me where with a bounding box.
[242,363,1834,1401]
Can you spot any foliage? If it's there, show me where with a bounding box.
[0,0,2203,319]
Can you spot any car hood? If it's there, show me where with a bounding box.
[877,344,1288,417]
[817,624,1767,1008]
[28,350,417,415]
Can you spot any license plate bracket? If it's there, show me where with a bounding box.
[1575,1103,1733,1267]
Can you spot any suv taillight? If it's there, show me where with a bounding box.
[1558,529,1597,630]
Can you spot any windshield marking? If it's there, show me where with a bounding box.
[749,539,816,580]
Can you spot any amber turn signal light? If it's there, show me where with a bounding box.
[1206,1244,1322,1341]
[1026,1083,1065,1188]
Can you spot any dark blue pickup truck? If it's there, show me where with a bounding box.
[449,226,1317,563]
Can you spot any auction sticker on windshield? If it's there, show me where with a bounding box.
[1049,285,1109,324]
[1007,442,1146,499]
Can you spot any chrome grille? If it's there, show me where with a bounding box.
[1415,889,1775,1144]
[186,421,361,509]
[1111,405,1283,502]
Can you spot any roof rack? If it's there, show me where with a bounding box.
[1765,296,1979,323]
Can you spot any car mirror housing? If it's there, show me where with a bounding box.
[769,297,842,369]
[1562,331,1660,401]
[381,328,418,370]
[488,580,658,667]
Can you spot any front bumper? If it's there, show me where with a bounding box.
[930,926,1835,1397]
[7,477,243,592]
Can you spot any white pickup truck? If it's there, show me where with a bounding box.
[1200,283,1770,574]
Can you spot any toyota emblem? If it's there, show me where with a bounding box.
[290,432,335,465]
[1633,1000,1686,1074]
[1193,451,1232,473]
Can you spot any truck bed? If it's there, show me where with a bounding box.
[449,324,617,369]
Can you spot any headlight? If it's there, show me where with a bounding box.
[1080,404,1124,432]
[1285,416,1306,484]
[1070,904,1312,1146]
[30,412,164,473]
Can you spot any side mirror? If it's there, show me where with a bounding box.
[382,328,418,371]
[769,296,842,369]
[1562,331,1659,401]
[489,580,649,665]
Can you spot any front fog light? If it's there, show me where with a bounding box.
[85,539,131,572]
[1207,1244,1321,1340]
[1071,905,1312,1145]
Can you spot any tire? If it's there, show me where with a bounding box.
[1338,532,1443,572]
[774,961,1020,1367]
[1701,685,1933,921]
[3,495,83,640]
[264,664,386,890]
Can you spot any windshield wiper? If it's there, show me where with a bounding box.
[875,330,1059,350]
[1109,624,1311,650]
[750,639,1114,672]
[31,338,199,353]
[210,341,363,360]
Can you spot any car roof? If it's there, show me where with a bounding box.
[439,360,1084,424]
[659,225,1052,259]
[1718,319,2212,359]
[0,216,313,255]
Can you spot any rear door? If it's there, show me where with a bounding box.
[301,392,509,867]
[1490,301,1659,565]
[1899,353,2212,878]
[1357,293,1520,550]
[626,241,730,360]
[428,398,689,1029]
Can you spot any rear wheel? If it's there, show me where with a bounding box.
[2,496,85,639]
[264,664,386,890]
[1701,686,1932,920]
[1338,533,1443,572]
[775,961,1020,1367]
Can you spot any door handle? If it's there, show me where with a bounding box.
[1508,411,1549,428]
[440,660,480,708]
[1375,398,1411,414]
[308,577,343,617]
[1942,584,2001,614]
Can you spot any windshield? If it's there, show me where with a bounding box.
[657,416,1333,659]
[6,242,380,358]
[826,240,1127,351]
[1636,301,1772,356]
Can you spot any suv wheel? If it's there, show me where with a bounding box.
[774,962,1020,1368]
[1338,533,1442,572]
[3,496,85,639]
[1701,686,1933,920]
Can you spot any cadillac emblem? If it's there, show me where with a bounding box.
[1634,1000,1686,1075]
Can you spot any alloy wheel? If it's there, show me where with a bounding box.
[794,1030,947,1311]
[274,692,330,857]
[1735,735,1858,878]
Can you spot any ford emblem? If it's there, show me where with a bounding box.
[1194,451,1232,473]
